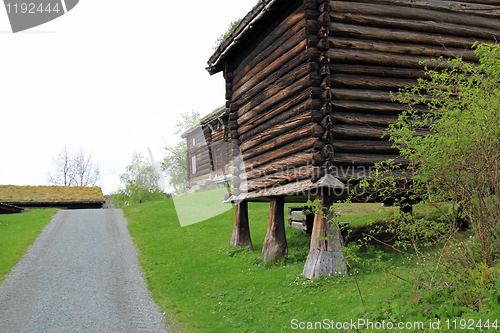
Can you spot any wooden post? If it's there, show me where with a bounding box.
[303,191,346,279]
[230,201,253,250]
[262,196,288,263]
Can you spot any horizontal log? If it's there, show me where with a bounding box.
[241,117,313,155]
[234,8,305,79]
[306,20,320,35]
[328,37,478,62]
[331,100,430,115]
[233,35,307,95]
[242,138,316,170]
[235,62,310,114]
[312,125,325,137]
[330,88,393,102]
[333,153,409,165]
[333,124,432,140]
[331,74,418,91]
[329,11,500,41]
[329,1,500,30]
[241,152,314,180]
[233,49,312,105]
[332,112,399,127]
[313,153,326,166]
[330,63,425,79]
[328,48,444,70]
[238,73,311,121]
[333,124,389,140]
[332,140,399,154]
[238,92,314,140]
[242,168,313,192]
[328,22,488,49]
[313,139,326,151]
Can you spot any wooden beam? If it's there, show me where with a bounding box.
[262,197,288,263]
[230,201,253,250]
[302,192,346,278]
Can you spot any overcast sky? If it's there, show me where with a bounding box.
[0,0,258,194]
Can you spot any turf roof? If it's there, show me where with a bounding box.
[0,185,105,203]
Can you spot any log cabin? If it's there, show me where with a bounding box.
[182,106,232,192]
[206,0,500,277]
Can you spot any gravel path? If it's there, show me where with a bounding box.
[0,209,168,333]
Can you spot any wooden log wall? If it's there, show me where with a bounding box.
[227,0,324,197]
[325,0,500,171]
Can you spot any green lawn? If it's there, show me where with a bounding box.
[0,209,58,283]
[124,197,499,332]
[124,198,413,332]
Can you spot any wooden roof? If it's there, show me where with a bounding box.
[181,105,226,138]
[207,0,500,74]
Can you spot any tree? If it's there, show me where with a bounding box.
[162,110,201,195]
[112,152,165,206]
[358,43,500,312]
[46,147,101,187]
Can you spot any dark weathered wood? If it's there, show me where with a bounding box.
[328,37,478,62]
[332,112,399,127]
[230,201,254,250]
[331,100,429,115]
[303,192,346,278]
[332,140,399,154]
[334,153,409,165]
[262,197,288,263]
[329,1,500,30]
[333,124,389,140]
[233,54,312,106]
[330,88,393,102]
[237,73,311,122]
[243,168,313,191]
[241,152,314,180]
[329,11,500,40]
[233,36,307,95]
[242,138,316,170]
[238,92,320,139]
[242,123,314,160]
[329,22,489,49]
[332,73,414,90]
[312,125,325,138]
[233,7,305,79]
[330,63,426,79]
[329,49,441,70]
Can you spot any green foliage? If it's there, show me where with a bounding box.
[0,209,58,283]
[111,152,165,207]
[162,111,201,195]
[355,43,500,317]
[213,19,242,50]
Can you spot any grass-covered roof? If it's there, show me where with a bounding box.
[0,185,105,203]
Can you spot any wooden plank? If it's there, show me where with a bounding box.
[242,168,313,192]
[330,88,393,102]
[328,49,436,69]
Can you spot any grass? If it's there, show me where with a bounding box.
[0,185,104,202]
[0,209,58,283]
[124,198,413,332]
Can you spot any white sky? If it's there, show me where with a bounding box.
[0,0,258,194]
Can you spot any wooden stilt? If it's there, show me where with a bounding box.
[230,201,253,250]
[303,191,346,279]
[262,196,288,263]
